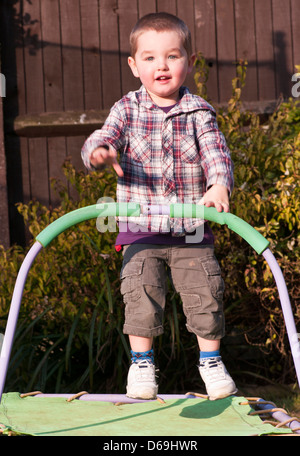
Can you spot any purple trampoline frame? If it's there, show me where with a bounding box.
[0,205,299,433]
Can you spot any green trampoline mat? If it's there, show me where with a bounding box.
[0,393,292,436]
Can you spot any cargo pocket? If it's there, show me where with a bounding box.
[120,258,144,303]
[201,256,225,302]
[181,293,202,317]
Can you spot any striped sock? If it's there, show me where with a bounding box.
[131,349,154,364]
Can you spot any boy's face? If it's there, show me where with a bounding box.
[128,30,195,106]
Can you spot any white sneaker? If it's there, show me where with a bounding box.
[199,357,237,400]
[126,360,158,399]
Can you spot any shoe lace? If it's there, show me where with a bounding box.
[200,357,226,381]
[134,360,157,381]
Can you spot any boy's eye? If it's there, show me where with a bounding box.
[168,55,178,59]
[145,56,154,61]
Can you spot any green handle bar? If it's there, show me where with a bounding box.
[36,203,269,254]
[36,202,140,247]
[170,204,269,254]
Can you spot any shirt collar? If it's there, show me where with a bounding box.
[134,85,156,109]
[175,86,215,114]
[132,85,215,114]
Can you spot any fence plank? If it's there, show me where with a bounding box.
[9,1,31,206]
[48,136,68,206]
[22,0,49,205]
[40,0,67,206]
[156,0,176,14]
[99,0,122,108]
[194,0,218,102]
[138,0,157,17]
[22,1,45,114]
[60,0,84,111]
[66,135,86,201]
[291,0,300,71]
[254,0,276,101]
[234,0,258,101]
[80,0,103,110]
[177,0,196,94]
[40,0,64,112]
[0,2,28,244]
[215,0,236,102]
[59,0,85,172]
[117,0,139,95]
[272,0,294,98]
[28,138,49,206]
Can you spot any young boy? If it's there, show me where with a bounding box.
[81,12,237,400]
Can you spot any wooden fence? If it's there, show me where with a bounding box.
[0,0,300,246]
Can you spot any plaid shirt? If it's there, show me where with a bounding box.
[81,85,234,235]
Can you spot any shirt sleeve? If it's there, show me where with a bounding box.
[81,102,126,171]
[196,109,234,195]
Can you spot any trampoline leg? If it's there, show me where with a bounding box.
[0,241,43,403]
[263,248,300,388]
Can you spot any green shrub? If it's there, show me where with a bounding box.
[0,59,299,394]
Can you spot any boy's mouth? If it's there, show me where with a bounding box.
[156,75,171,81]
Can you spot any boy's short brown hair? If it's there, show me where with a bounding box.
[129,12,192,58]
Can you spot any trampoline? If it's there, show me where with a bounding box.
[0,392,299,436]
[0,203,299,436]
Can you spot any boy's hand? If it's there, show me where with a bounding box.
[198,184,230,213]
[90,146,124,177]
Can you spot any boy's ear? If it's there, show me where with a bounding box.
[187,53,196,74]
[128,56,139,78]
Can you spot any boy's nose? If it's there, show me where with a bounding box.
[157,58,169,71]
